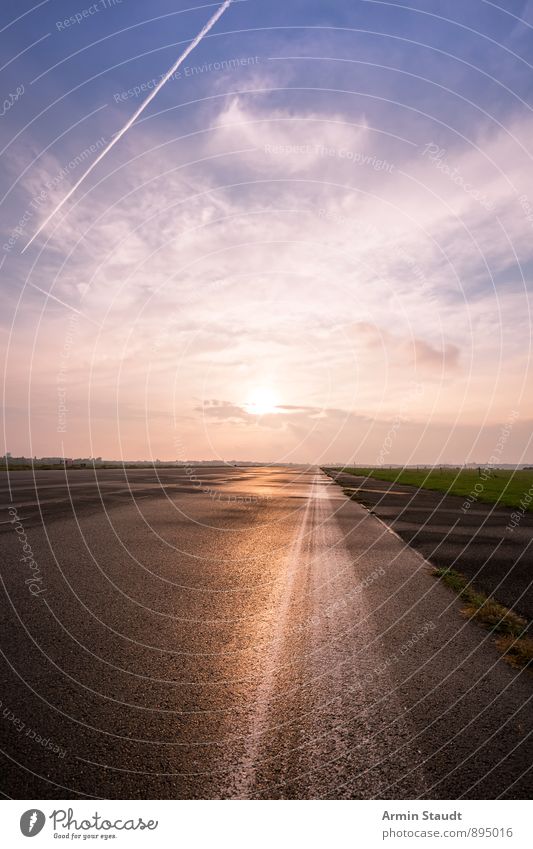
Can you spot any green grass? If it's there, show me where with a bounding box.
[337,467,533,512]
[433,567,532,669]
[327,461,533,669]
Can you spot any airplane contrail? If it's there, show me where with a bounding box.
[22,0,233,253]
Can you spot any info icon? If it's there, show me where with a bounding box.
[20,810,46,837]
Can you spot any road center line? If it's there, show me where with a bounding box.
[234,474,318,798]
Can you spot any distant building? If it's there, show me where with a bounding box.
[72,457,102,467]
[2,455,28,465]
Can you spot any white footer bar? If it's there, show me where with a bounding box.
[3,799,530,848]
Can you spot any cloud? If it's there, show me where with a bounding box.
[410,337,460,371]
[3,91,533,460]
[352,321,460,375]
[209,95,370,175]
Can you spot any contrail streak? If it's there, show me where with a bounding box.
[22,0,233,253]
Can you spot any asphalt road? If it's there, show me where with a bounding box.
[326,470,533,622]
[0,467,531,799]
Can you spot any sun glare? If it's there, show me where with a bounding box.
[244,387,280,416]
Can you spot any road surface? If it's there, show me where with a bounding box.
[0,466,531,798]
[327,469,533,620]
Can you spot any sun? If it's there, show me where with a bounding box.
[244,387,280,416]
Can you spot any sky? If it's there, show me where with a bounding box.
[1,0,533,464]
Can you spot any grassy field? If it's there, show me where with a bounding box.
[338,467,533,512]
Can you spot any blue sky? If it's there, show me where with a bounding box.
[2,0,533,463]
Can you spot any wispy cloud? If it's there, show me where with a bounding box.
[3,54,533,461]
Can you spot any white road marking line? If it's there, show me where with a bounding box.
[234,474,318,798]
